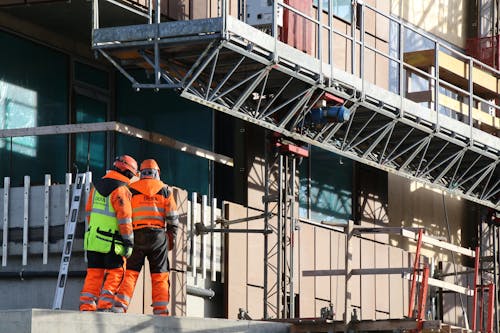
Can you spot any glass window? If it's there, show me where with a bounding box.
[299,146,352,224]
[314,0,352,22]
[74,62,109,90]
[0,31,68,186]
[75,94,107,176]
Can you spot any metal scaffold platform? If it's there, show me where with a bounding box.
[91,0,499,210]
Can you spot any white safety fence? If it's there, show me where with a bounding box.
[186,193,224,283]
[0,173,91,268]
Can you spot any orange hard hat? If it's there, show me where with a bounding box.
[113,155,138,177]
[140,159,160,179]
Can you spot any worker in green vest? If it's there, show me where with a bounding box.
[79,155,138,311]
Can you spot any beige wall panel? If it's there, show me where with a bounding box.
[441,262,458,324]
[375,39,389,90]
[350,236,361,309]
[376,311,390,320]
[226,203,249,319]
[391,0,466,48]
[363,34,376,86]
[375,0,390,42]
[315,228,331,299]
[143,259,153,314]
[247,285,264,320]
[299,223,316,318]
[247,210,265,287]
[387,173,476,263]
[375,243,390,314]
[330,231,346,319]
[210,0,218,18]
[171,187,188,316]
[360,238,376,320]
[403,252,410,314]
[127,267,146,314]
[247,153,265,211]
[364,0,376,37]
[388,246,405,318]
[265,216,279,317]
[331,19,350,72]
[191,0,209,19]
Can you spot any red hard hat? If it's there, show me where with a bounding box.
[113,155,138,176]
[140,159,160,179]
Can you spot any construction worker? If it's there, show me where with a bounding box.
[113,159,179,315]
[79,155,138,312]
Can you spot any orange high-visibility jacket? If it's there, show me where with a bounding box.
[129,178,177,230]
[85,170,134,246]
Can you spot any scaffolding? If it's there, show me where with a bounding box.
[90,0,499,211]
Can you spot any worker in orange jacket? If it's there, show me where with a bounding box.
[79,155,138,312]
[113,159,179,315]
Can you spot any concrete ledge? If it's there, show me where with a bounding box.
[0,309,291,333]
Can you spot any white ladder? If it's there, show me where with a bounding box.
[52,172,89,310]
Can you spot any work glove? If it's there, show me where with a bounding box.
[123,246,133,259]
[118,239,133,258]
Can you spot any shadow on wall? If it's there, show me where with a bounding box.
[388,173,478,264]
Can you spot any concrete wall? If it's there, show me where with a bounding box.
[391,0,468,48]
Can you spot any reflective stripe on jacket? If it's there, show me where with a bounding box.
[129,179,178,230]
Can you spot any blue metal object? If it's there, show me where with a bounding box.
[310,106,350,124]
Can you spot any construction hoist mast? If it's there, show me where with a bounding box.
[263,132,308,319]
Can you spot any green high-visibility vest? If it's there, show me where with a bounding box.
[84,189,125,255]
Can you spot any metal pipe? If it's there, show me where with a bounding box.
[0,270,86,279]
[263,132,269,319]
[289,155,296,318]
[283,155,288,318]
[186,285,215,299]
[277,154,283,318]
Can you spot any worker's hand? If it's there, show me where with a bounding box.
[123,246,133,259]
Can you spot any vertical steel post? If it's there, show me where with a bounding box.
[360,1,365,99]
[344,220,354,325]
[22,175,30,266]
[289,155,296,318]
[201,194,207,279]
[328,0,333,85]
[283,155,289,318]
[2,177,9,267]
[277,154,283,318]
[417,264,430,333]
[191,192,198,280]
[408,229,424,318]
[434,43,440,128]
[317,0,323,82]
[43,174,51,265]
[263,133,269,319]
[222,0,228,39]
[472,246,480,331]
[148,0,153,24]
[399,20,405,117]
[468,57,474,143]
[211,197,217,282]
[487,283,495,333]
[92,0,99,30]
[351,1,356,75]
[272,0,278,62]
